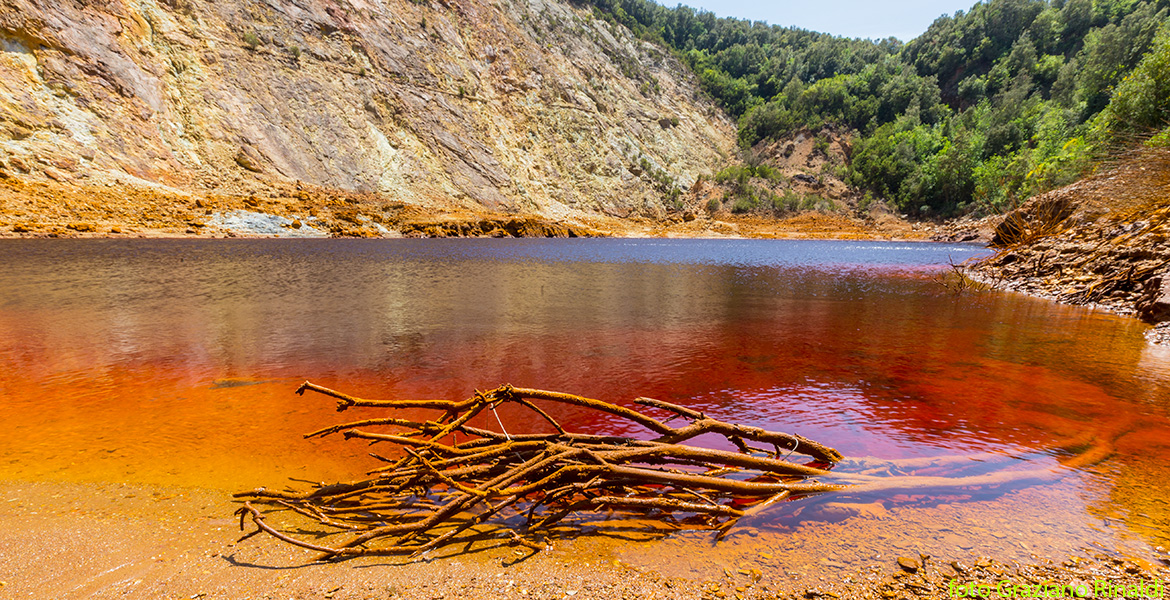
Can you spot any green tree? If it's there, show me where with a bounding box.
[1103,24,1170,133]
[580,0,1170,215]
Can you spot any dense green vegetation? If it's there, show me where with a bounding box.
[577,0,1170,215]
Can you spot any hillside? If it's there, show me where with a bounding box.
[2,0,1168,240]
[971,148,1170,341]
[584,0,1170,217]
[0,0,738,237]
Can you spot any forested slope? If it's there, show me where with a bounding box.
[582,0,1170,216]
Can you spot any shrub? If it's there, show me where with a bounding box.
[242,32,260,50]
[813,134,831,157]
[730,196,755,213]
[754,164,784,182]
[778,190,801,212]
[858,191,875,213]
[1104,26,1170,135]
[1147,126,1170,147]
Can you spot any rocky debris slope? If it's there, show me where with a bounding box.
[0,0,736,236]
[750,127,855,203]
[971,149,1170,343]
[687,127,857,217]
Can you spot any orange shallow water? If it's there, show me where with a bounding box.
[1,238,1168,573]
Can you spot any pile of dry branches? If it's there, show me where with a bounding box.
[234,382,847,559]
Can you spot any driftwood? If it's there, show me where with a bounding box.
[932,256,995,295]
[234,382,847,559]
[234,383,1092,560]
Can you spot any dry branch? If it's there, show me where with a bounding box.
[234,383,1079,560]
[234,382,845,559]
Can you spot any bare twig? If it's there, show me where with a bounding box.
[236,382,1082,560]
[236,383,844,558]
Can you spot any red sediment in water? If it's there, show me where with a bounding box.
[1,239,1169,576]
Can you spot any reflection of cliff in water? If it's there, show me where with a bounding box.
[1,238,1169,561]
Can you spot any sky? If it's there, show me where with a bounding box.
[658,0,983,42]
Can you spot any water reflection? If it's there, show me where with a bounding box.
[1,238,1168,565]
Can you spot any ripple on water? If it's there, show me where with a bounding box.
[0,238,1168,574]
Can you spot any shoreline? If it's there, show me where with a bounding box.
[962,150,1170,346]
[2,479,1167,599]
[0,212,937,242]
[0,229,937,241]
[0,177,937,242]
[966,268,1170,345]
[0,479,687,600]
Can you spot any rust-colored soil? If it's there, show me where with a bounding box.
[0,480,693,600]
[3,480,1165,599]
[0,176,932,241]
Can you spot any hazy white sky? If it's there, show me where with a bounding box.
[661,0,982,42]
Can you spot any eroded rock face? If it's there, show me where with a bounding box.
[1139,276,1170,323]
[971,151,1170,332]
[0,0,735,219]
[989,197,1075,247]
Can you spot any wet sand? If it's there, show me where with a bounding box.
[4,477,1167,600]
[0,480,694,600]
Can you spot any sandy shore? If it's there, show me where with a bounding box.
[0,480,700,600]
[3,479,1167,600]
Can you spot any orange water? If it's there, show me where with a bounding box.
[2,238,1168,574]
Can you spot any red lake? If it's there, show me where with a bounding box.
[2,238,1168,579]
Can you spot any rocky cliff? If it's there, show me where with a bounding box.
[0,0,737,236]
